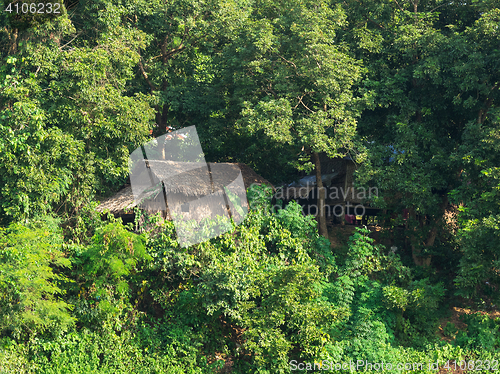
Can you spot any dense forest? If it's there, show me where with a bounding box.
[1,0,500,372]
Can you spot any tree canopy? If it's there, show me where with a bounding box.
[1,0,500,371]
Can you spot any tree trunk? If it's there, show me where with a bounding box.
[8,28,18,55]
[313,152,328,238]
[411,244,432,267]
[411,195,448,267]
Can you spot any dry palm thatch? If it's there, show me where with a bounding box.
[96,162,273,216]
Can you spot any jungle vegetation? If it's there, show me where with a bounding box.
[1,0,500,372]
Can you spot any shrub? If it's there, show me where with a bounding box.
[0,216,75,340]
[72,222,150,330]
[454,313,500,352]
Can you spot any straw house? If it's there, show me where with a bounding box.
[96,162,273,223]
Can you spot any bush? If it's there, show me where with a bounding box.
[0,327,220,374]
[0,216,75,340]
[454,313,500,352]
[72,222,150,330]
[141,189,341,373]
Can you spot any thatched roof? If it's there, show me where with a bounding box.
[96,162,273,215]
[96,185,139,215]
[142,160,214,197]
[235,163,274,191]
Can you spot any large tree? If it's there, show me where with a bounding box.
[337,0,500,273]
[218,0,364,237]
[0,2,155,222]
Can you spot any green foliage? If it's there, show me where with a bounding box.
[231,0,364,173]
[323,227,447,363]
[383,285,409,311]
[0,216,75,340]
[448,100,500,303]
[0,206,491,372]
[320,228,393,361]
[83,222,149,293]
[443,322,458,339]
[402,279,446,347]
[348,0,500,286]
[2,0,500,371]
[0,57,91,222]
[72,222,150,329]
[62,201,107,246]
[0,11,155,222]
[454,313,500,352]
[341,227,385,276]
[0,325,220,374]
[142,192,339,373]
[247,183,274,211]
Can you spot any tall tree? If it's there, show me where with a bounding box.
[222,0,363,237]
[0,2,155,222]
[338,0,500,268]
